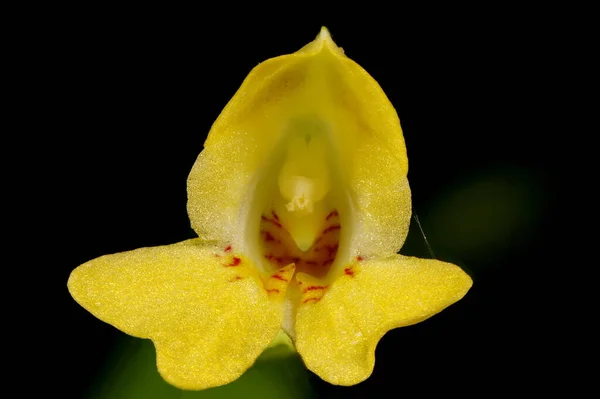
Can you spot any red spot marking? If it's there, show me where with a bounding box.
[298,281,303,285]
[275,256,286,264]
[263,231,275,242]
[305,260,318,266]
[266,288,280,294]
[229,275,243,282]
[224,245,232,252]
[304,285,328,293]
[265,254,275,261]
[323,258,334,266]
[344,267,355,277]
[272,210,280,220]
[323,225,341,234]
[303,297,321,304]
[326,210,339,220]
[271,274,288,282]
[356,255,364,261]
[226,257,241,267]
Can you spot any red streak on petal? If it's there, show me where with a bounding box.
[356,255,364,261]
[323,225,341,234]
[266,288,280,294]
[303,285,328,293]
[271,274,288,282]
[326,244,339,256]
[303,297,321,304]
[229,275,243,282]
[261,215,282,228]
[344,267,355,277]
[326,210,339,220]
[224,245,232,252]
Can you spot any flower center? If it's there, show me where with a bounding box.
[261,130,340,278]
[248,119,350,280]
[274,133,331,251]
[259,209,340,278]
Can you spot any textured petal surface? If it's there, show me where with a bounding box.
[68,239,282,390]
[187,28,411,258]
[295,255,472,385]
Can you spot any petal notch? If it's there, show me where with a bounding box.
[68,239,282,389]
[295,255,472,385]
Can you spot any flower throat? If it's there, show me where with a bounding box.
[259,209,340,278]
[257,127,342,278]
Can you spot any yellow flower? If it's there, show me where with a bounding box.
[68,27,472,390]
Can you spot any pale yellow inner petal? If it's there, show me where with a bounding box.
[277,131,332,250]
[244,116,354,280]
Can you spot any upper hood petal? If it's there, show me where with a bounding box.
[187,27,411,257]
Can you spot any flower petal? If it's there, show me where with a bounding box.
[294,255,472,385]
[187,28,411,258]
[68,238,283,390]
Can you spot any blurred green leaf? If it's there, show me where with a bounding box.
[88,335,314,399]
[424,167,543,267]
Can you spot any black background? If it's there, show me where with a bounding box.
[35,9,555,398]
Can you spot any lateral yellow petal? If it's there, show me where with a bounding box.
[68,238,282,390]
[295,255,472,385]
[187,27,411,258]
